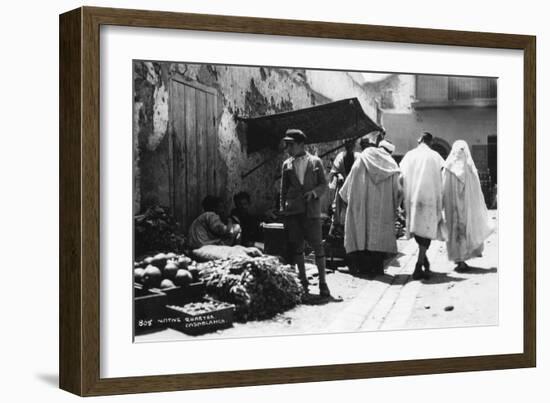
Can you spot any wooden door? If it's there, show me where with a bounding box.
[487,135,497,184]
[169,77,218,230]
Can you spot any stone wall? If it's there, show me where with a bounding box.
[133,61,381,222]
[364,74,416,113]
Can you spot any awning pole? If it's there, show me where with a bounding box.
[270,134,365,181]
[241,152,280,179]
[318,133,363,159]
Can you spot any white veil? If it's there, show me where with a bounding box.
[444,140,494,256]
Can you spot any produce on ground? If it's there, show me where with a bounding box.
[197,256,304,321]
[174,269,193,286]
[160,279,175,289]
[163,260,179,279]
[134,205,186,256]
[142,265,162,289]
[134,253,196,290]
[134,268,145,282]
[192,244,263,262]
[135,253,305,322]
[167,301,234,316]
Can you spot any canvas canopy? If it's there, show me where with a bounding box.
[241,98,381,153]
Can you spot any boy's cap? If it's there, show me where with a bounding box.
[283,129,307,143]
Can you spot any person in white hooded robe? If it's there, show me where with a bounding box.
[442,140,494,271]
[339,140,401,276]
[400,132,446,280]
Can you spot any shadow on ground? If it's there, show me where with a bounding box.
[387,252,405,267]
[455,266,498,275]
[302,294,344,305]
[35,373,58,387]
[421,271,468,285]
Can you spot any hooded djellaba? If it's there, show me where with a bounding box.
[339,145,401,256]
[442,140,494,269]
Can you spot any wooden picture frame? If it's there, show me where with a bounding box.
[59,6,536,396]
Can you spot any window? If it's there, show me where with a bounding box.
[448,77,497,100]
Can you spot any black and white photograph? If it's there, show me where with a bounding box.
[2,0,546,399]
[132,60,498,342]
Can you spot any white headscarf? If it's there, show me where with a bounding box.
[444,140,477,183]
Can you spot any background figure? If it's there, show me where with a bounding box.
[328,138,360,237]
[359,130,383,151]
[400,132,446,280]
[188,195,241,249]
[280,129,331,298]
[231,191,261,247]
[443,140,494,271]
[379,139,396,156]
[339,144,401,277]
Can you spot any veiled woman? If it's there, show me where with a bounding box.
[442,140,494,271]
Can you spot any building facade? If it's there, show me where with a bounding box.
[381,74,497,198]
[133,61,380,229]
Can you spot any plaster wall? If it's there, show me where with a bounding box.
[382,107,497,162]
[133,61,384,221]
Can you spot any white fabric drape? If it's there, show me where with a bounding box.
[443,140,494,261]
[339,147,400,254]
[400,143,447,241]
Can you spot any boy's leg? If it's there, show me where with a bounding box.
[294,242,307,286]
[285,215,308,288]
[305,217,330,296]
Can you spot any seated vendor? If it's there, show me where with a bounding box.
[230,191,261,247]
[188,195,241,249]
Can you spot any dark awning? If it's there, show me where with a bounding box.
[240,98,382,153]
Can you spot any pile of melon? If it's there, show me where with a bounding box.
[134,252,199,290]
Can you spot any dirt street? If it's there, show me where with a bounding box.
[403,211,498,330]
[136,211,498,343]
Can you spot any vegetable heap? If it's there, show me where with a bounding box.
[134,252,197,290]
[134,205,186,256]
[197,256,304,321]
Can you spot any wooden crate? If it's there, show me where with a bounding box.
[150,281,206,306]
[165,300,235,335]
[262,222,288,259]
[134,287,167,335]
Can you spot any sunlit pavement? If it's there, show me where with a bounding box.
[135,210,498,342]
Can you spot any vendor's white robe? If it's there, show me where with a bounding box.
[400,143,446,241]
[443,140,494,261]
[339,147,400,254]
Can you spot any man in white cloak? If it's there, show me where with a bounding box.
[339,140,400,276]
[400,132,446,280]
[443,140,494,271]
